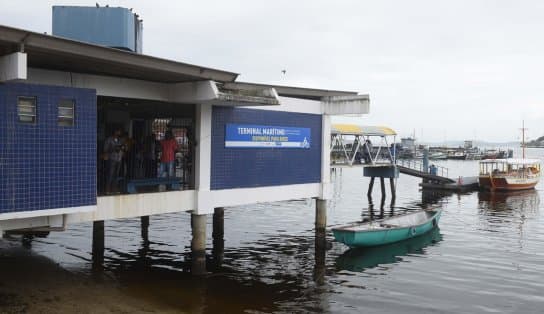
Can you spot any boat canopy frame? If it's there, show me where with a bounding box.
[479,159,541,177]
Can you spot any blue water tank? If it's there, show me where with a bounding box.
[52,6,143,53]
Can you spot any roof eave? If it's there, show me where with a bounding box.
[0,24,239,82]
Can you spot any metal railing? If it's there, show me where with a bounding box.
[397,159,449,178]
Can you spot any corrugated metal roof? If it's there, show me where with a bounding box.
[332,124,397,136]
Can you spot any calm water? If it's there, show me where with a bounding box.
[8,149,544,313]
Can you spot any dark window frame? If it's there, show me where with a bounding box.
[17,96,37,124]
[58,99,75,127]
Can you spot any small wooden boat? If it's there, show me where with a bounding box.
[332,209,442,248]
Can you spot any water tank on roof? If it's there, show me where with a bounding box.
[52,5,143,53]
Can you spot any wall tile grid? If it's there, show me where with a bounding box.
[0,83,97,214]
[211,106,322,190]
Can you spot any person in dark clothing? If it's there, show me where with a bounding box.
[103,129,123,193]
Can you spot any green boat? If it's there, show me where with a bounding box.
[332,209,442,248]
[336,227,442,272]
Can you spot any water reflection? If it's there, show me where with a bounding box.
[478,190,540,215]
[476,190,540,244]
[335,228,442,272]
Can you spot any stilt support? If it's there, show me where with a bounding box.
[191,213,207,275]
[367,177,375,197]
[315,199,327,234]
[380,177,386,198]
[141,216,149,241]
[314,199,327,284]
[212,207,225,267]
[389,178,396,200]
[92,220,105,265]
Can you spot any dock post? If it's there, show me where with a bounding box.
[92,220,105,266]
[212,207,225,267]
[389,178,396,200]
[141,216,149,242]
[314,231,326,285]
[315,199,327,235]
[314,199,327,284]
[367,177,375,197]
[191,213,207,275]
[380,177,386,198]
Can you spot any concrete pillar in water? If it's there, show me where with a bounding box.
[141,216,149,242]
[212,207,225,267]
[314,199,327,284]
[313,232,326,285]
[92,220,105,265]
[315,199,327,234]
[191,213,207,275]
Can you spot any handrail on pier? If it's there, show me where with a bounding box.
[396,159,453,183]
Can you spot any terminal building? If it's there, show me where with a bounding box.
[0,6,369,273]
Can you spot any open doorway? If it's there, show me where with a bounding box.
[97,96,195,195]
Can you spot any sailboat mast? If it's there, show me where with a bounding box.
[522,120,526,159]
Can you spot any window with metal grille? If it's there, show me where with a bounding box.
[58,99,75,126]
[17,96,37,123]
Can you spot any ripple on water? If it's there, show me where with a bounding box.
[8,156,544,313]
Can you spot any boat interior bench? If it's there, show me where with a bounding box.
[127,177,182,194]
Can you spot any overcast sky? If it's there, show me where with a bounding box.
[1,0,543,142]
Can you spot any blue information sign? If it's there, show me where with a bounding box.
[225,124,311,148]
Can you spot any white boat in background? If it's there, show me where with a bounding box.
[429,152,447,160]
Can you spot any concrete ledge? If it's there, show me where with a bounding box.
[0,52,27,81]
[211,183,320,208]
[322,95,370,115]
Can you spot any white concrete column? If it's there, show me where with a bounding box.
[194,104,214,214]
[315,199,327,232]
[191,213,207,275]
[320,114,332,200]
[0,52,27,82]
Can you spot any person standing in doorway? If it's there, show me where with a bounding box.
[104,129,123,194]
[160,130,178,178]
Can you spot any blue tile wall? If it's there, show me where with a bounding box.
[211,106,322,190]
[0,83,97,214]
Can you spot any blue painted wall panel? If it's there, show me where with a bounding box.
[53,6,137,51]
[0,83,97,214]
[211,107,322,190]
[0,85,6,211]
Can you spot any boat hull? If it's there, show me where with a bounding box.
[448,155,467,160]
[333,211,442,248]
[479,176,539,191]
